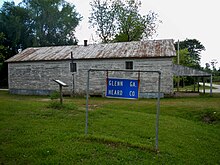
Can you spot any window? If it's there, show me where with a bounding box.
[70,63,77,72]
[125,61,133,70]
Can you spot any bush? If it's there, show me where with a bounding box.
[47,101,63,110]
[50,91,60,100]
[47,101,78,110]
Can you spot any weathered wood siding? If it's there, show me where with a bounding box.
[8,57,173,96]
[8,61,72,95]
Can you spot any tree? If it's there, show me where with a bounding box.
[175,39,205,69]
[210,59,218,71]
[173,48,191,66]
[0,0,81,87]
[0,33,8,63]
[204,63,211,72]
[89,0,116,43]
[0,2,32,54]
[20,0,82,46]
[174,39,205,87]
[89,0,160,43]
[114,0,159,42]
[0,2,32,87]
[0,32,9,87]
[0,0,82,49]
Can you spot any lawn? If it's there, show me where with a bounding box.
[0,91,220,164]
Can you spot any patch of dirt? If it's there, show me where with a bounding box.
[201,112,219,124]
[40,98,52,102]
[173,92,200,97]
[202,116,213,123]
[85,104,100,111]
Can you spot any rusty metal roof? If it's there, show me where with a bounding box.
[6,39,176,62]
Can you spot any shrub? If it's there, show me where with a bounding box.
[50,91,60,100]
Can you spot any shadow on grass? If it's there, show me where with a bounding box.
[78,134,158,153]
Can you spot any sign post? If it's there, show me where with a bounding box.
[85,69,161,151]
[53,79,68,104]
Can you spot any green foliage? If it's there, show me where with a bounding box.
[114,1,159,42]
[213,76,220,82]
[174,39,206,86]
[47,101,78,110]
[173,48,191,66]
[89,0,160,43]
[20,0,82,46]
[0,32,8,87]
[47,101,64,109]
[89,0,116,43]
[0,91,220,164]
[114,0,144,42]
[0,32,8,62]
[49,91,60,100]
[174,39,205,69]
[203,61,220,80]
[0,0,81,51]
[0,0,81,87]
[0,2,31,86]
[0,2,33,52]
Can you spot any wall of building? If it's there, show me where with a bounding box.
[8,57,173,96]
[8,61,72,95]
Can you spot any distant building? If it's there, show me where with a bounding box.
[6,40,177,97]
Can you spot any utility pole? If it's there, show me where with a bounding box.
[177,40,180,92]
[71,52,75,96]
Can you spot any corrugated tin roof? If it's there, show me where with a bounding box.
[6,39,176,62]
[173,64,211,76]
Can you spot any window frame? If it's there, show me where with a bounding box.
[70,62,77,72]
[125,61,133,70]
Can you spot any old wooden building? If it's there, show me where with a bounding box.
[6,39,177,97]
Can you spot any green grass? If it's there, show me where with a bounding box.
[0,91,220,164]
[214,81,220,85]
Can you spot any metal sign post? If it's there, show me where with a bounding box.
[85,69,161,151]
[155,72,161,151]
[85,70,90,134]
[71,52,75,96]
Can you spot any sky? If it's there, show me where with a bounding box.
[1,0,220,68]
